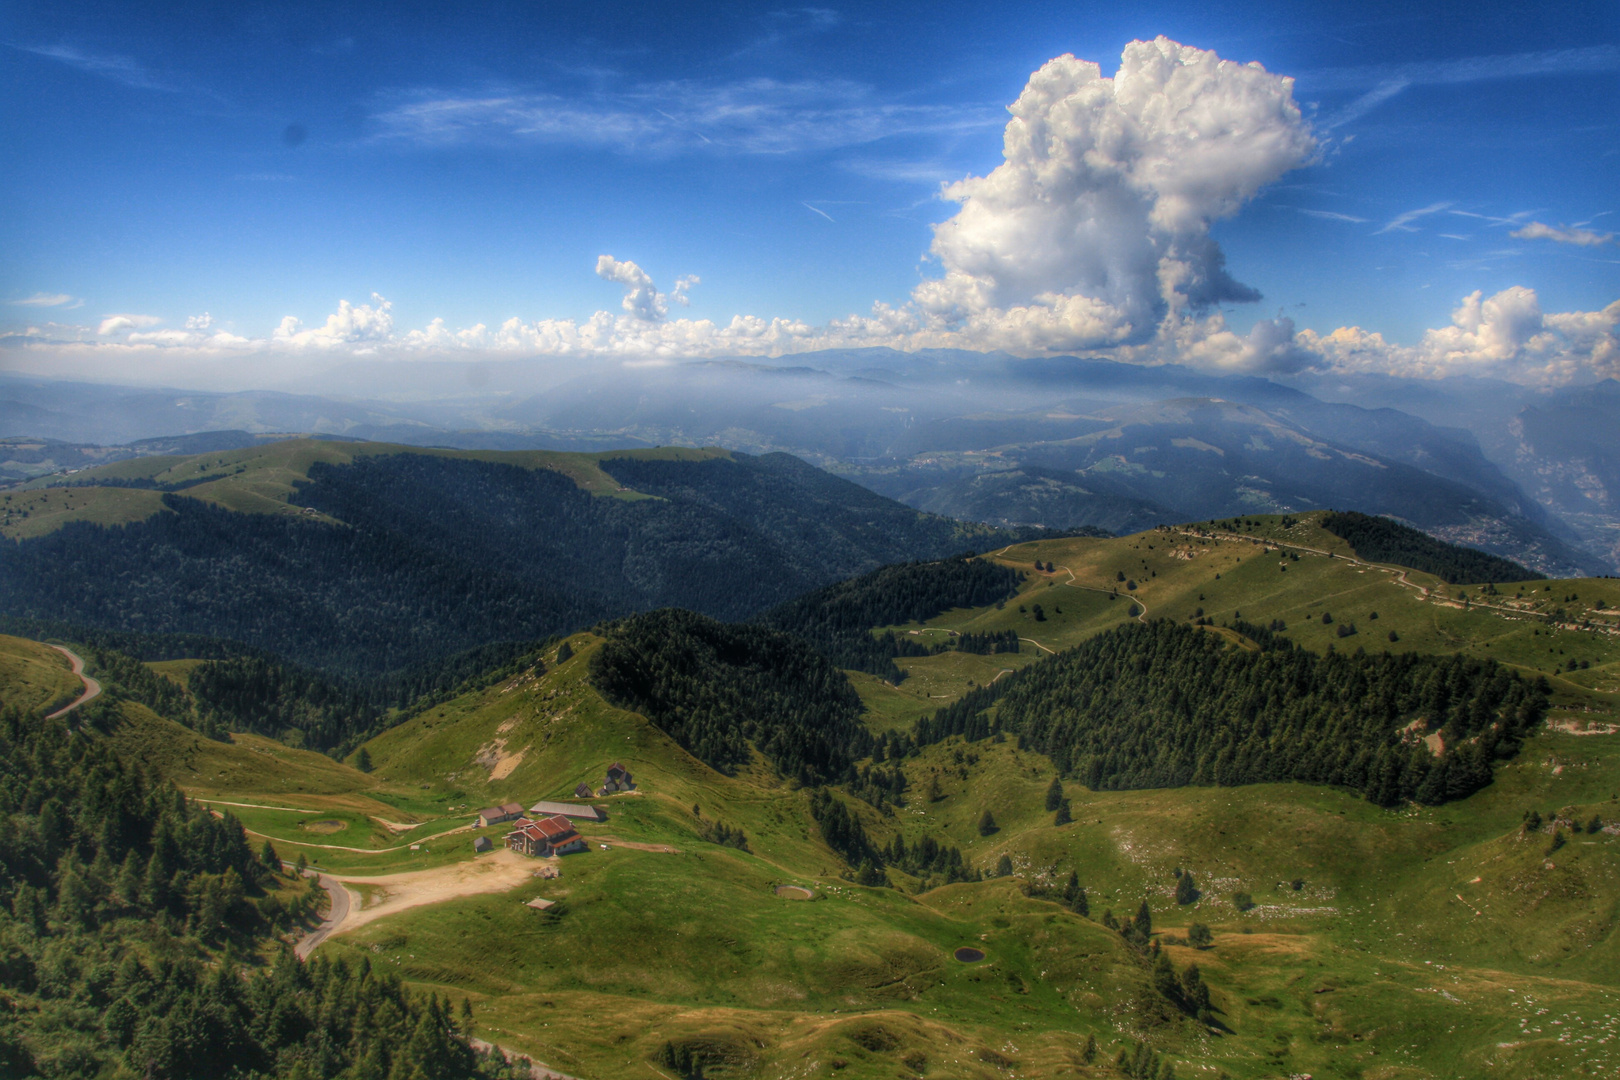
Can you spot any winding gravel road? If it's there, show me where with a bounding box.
[45,644,101,719]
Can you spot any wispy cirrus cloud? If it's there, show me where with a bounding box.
[11,43,178,92]
[1376,201,1452,234]
[369,77,1001,155]
[1308,45,1620,128]
[1450,208,1537,227]
[1512,221,1617,248]
[1309,44,1620,93]
[1318,78,1408,130]
[1293,208,1368,223]
[6,292,82,309]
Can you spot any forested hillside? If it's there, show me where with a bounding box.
[919,620,1549,806]
[1321,510,1537,584]
[0,696,515,1079]
[0,616,544,754]
[759,556,1023,680]
[0,451,1028,676]
[590,608,871,783]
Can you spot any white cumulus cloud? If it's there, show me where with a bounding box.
[910,36,1316,351]
[1300,287,1620,383]
[272,293,395,348]
[97,313,162,336]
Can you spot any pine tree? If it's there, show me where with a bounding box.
[555,640,573,663]
[1045,775,1064,812]
[1135,900,1153,939]
[927,773,944,802]
[1175,871,1198,905]
[1071,887,1089,917]
[1080,1034,1097,1064]
[1054,798,1072,826]
[1181,963,1212,1022]
[355,747,372,773]
[977,809,998,836]
[1152,950,1181,1003]
[855,859,888,887]
[995,853,1013,877]
[1187,922,1212,948]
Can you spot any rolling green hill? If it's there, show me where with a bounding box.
[4,511,1619,1080]
[0,441,1032,676]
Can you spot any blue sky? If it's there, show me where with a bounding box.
[2,0,1617,385]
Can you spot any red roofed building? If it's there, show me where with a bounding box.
[506,814,588,858]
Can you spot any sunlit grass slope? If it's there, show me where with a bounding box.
[882,512,1619,723]
[0,632,82,713]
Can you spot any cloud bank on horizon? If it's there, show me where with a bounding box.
[5,37,1616,387]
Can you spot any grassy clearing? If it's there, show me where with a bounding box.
[146,657,211,688]
[0,485,170,539]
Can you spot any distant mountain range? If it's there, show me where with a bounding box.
[3,359,1615,575]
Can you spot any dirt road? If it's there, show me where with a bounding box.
[294,870,353,959]
[45,644,101,719]
[327,848,538,934]
[244,821,473,853]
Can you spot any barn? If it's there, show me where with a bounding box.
[506,814,588,858]
[477,802,525,828]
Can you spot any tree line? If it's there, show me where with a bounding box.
[1321,510,1537,584]
[38,624,548,757]
[590,608,873,785]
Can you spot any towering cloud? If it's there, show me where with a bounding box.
[912,37,1315,351]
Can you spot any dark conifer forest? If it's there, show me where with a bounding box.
[0,453,1027,677]
[918,620,1548,806]
[0,621,545,755]
[1321,511,1538,584]
[758,556,1023,680]
[589,608,871,783]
